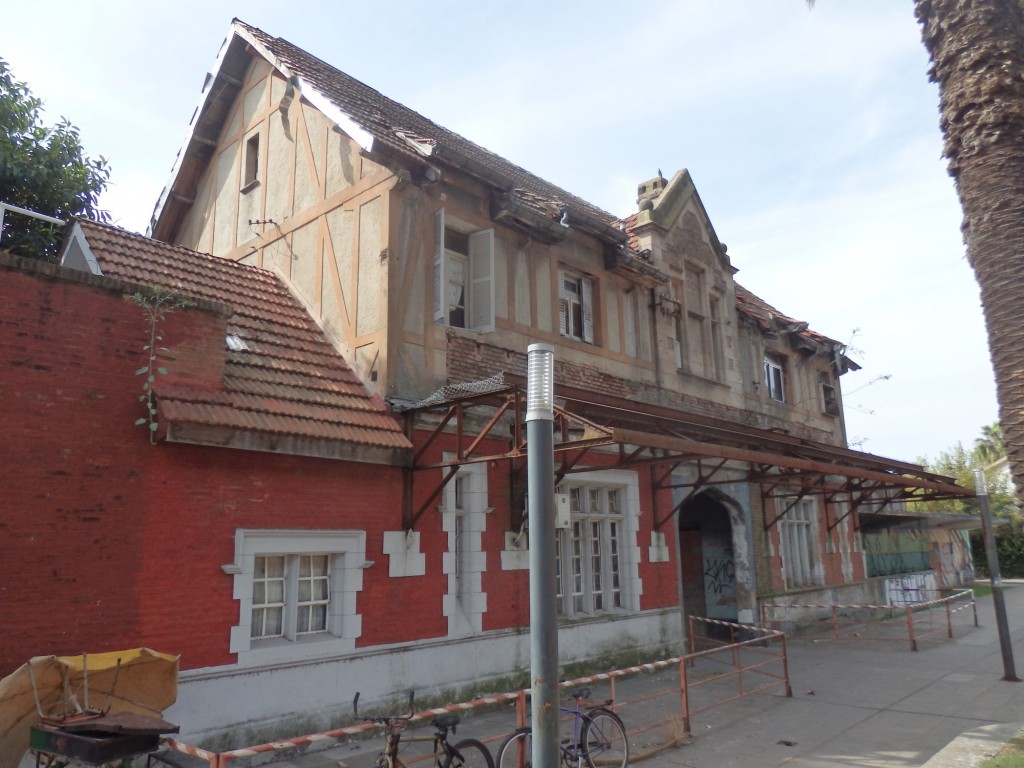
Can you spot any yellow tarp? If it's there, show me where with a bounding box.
[0,648,179,768]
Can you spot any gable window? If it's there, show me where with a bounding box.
[678,268,724,380]
[243,133,260,188]
[226,529,366,665]
[559,269,594,344]
[764,354,786,402]
[554,478,638,617]
[779,497,822,589]
[434,209,494,331]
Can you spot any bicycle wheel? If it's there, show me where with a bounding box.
[495,728,532,768]
[581,709,628,768]
[445,738,495,768]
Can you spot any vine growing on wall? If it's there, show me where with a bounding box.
[127,288,194,443]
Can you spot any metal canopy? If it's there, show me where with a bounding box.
[398,380,972,531]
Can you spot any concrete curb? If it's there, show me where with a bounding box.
[922,722,1024,768]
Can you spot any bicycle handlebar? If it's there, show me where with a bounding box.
[353,690,416,725]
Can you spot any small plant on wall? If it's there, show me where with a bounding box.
[127,288,195,443]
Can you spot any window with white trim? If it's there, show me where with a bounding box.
[227,529,366,665]
[554,479,636,616]
[441,460,489,636]
[764,354,786,402]
[434,209,494,331]
[559,269,595,344]
[779,498,822,589]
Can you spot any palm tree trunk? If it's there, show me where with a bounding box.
[916,0,1024,509]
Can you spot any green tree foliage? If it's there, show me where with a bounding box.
[918,423,1017,519]
[0,59,109,262]
[974,421,1005,465]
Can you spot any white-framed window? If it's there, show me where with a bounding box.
[779,498,822,589]
[441,459,489,636]
[226,529,366,665]
[250,554,331,639]
[434,209,494,331]
[764,354,786,402]
[554,471,639,617]
[559,269,595,344]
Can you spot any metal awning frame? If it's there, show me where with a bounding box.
[399,383,973,531]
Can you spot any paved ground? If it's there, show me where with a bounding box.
[219,583,1024,768]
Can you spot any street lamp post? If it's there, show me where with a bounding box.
[973,468,1019,682]
[526,343,559,768]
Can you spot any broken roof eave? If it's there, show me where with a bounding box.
[607,426,972,500]
[164,420,412,467]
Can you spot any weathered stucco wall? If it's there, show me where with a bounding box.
[173,58,394,386]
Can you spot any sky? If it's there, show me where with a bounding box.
[1,1,997,465]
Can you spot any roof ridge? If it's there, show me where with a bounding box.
[230,20,621,225]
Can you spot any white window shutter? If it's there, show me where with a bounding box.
[468,228,494,331]
[433,209,446,323]
[581,277,594,344]
[558,270,568,336]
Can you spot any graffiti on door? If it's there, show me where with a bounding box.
[702,534,736,620]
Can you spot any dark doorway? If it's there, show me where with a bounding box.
[679,492,737,626]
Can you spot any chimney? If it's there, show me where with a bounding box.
[637,169,668,211]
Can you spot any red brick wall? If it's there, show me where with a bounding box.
[408,428,682,631]
[0,259,685,679]
[0,260,406,675]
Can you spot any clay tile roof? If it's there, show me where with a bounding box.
[74,219,412,459]
[734,284,859,370]
[234,20,617,230]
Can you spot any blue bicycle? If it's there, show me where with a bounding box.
[495,688,628,768]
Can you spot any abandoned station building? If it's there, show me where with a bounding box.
[0,18,973,745]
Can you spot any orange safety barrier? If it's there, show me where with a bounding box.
[680,617,792,735]
[761,589,977,651]
[156,628,797,766]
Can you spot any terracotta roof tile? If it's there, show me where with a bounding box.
[74,219,411,458]
[236,20,619,232]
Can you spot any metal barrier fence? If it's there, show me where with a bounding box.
[761,589,977,651]
[681,616,792,735]
[156,623,793,768]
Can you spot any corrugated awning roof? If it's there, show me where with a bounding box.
[398,378,972,529]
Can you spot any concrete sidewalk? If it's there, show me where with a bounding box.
[263,584,1024,768]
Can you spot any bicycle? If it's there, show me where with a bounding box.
[495,687,628,768]
[354,692,494,768]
